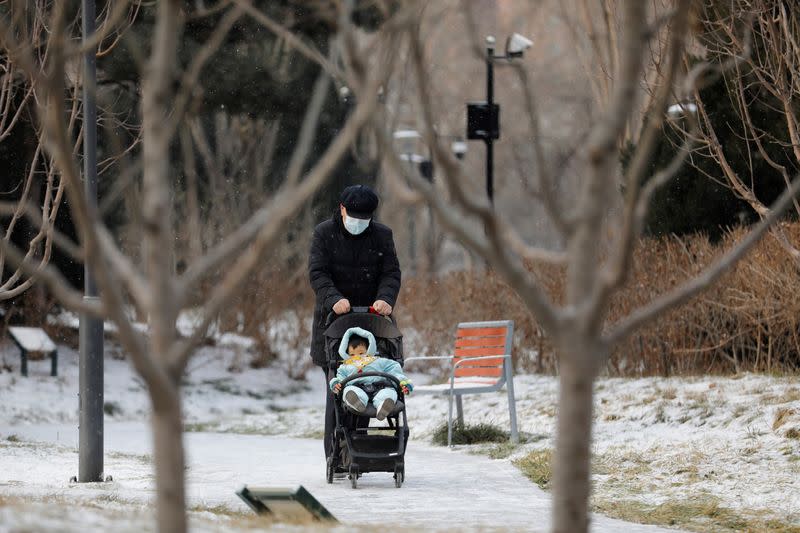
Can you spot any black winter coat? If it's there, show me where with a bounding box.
[308,213,401,366]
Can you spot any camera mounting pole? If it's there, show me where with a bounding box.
[466,36,502,205]
[466,34,532,207]
[485,36,496,204]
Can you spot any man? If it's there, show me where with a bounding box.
[308,183,402,460]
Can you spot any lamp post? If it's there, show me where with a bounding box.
[393,130,466,274]
[393,129,427,275]
[466,33,533,206]
[78,0,104,484]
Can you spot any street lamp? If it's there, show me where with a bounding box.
[392,129,466,274]
[78,0,105,485]
[466,33,533,205]
[393,129,428,274]
[667,101,697,119]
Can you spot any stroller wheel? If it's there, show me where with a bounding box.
[394,465,404,488]
[326,457,334,484]
[349,465,359,489]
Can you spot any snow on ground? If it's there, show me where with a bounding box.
[0,422,678,533]
[1,319,799,531]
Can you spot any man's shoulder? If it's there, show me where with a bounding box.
[370,221,393,236]
[314,218,336,234]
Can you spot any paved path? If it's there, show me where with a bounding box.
[3,422,682,532]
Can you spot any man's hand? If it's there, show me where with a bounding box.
[332,382,342,393]
[372,299,392,315]
[333,298,351,315]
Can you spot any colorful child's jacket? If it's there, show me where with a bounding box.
[329,327,410,391]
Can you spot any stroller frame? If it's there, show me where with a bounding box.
[323,308,409,489]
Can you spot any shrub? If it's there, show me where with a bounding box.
[431,422,509,446]
[397,221,800,376]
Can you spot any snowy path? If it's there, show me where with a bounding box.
[2,422,680,532]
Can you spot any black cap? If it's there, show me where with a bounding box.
[340,184,378,219]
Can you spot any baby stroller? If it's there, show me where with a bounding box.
[323,307,409,488]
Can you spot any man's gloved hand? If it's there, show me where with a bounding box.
[333,298,351,315]
[400,380,413,395]
[372,300,392,315]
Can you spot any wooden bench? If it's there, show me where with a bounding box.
[405,320,518,447]
[8,326,58,377]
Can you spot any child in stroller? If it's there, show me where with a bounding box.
[324,307,409,488]
[330,327,413,421]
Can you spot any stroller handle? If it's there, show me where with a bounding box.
[337,371,406,398]
[324,306,393,328]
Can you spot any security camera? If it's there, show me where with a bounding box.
[506,33,533,58]
[451,140,468,160]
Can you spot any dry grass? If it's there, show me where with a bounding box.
[773,408,796,431]
[661,387,678,400]
[779,388,800,403]
[513,448,553,489]
[592,497,800,533]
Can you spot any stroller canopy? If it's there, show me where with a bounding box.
[323,312,402,340]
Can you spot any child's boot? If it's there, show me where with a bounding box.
[376,397,395,420]
[344,389,366,412]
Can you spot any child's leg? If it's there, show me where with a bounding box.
[372,387,398,421]
[343,385,369,412]
[371,387,398,409]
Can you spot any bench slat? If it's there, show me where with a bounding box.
[455,366,503,377]
[457,327,508,338]
[455,356,506,367]
[454,346,506,357]
[454,337,506,348]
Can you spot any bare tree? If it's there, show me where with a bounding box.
[0,1,140,306]
[687,1,800,264]
[0,4,74,304]
[1,1,406,532]
[370,1,800,532]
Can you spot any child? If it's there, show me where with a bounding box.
[329,326,412,421]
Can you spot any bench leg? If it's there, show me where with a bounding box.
[447,391,455,447]
[505,364,519,444]
[51,351,58,377]
[21,349,27,377]
[455,395,464,426]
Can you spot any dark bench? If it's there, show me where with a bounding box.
[8,326,58,377]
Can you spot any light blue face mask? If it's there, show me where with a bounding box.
[344,215,370,235]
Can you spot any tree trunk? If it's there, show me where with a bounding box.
[551,342,601,533]
[151,389,187,533]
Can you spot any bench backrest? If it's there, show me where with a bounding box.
[453,320,514,380]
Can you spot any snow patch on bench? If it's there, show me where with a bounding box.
[8,326,56,353]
